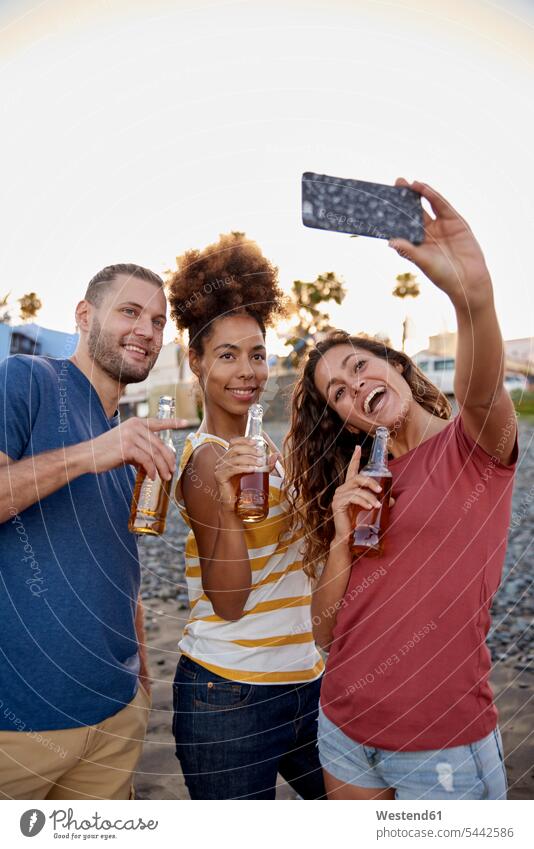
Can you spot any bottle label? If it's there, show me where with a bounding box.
[140,478,156,510]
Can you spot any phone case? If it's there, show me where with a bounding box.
[302,172,424,244]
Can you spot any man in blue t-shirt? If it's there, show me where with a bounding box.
[0,263,178,800]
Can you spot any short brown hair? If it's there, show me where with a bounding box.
[85,263,164,306]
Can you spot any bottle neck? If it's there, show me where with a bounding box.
[245,414,263,439]
[367,428,389,471]
[157,403,174,447]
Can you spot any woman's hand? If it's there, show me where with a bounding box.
[388,179,492,312]
[213,438,279,511]
[331,445,391,542]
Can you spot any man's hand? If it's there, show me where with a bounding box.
[88,417,179,481]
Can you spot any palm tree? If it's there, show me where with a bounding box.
[284,271,346,367]
[18,292,43,322]
[392,272,420,351]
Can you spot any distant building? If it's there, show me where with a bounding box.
[413,350,456,395]
[412,332,456,395]
[0,322,78,361]
[414,332,534,396]
[504,338,534,374]
[427,331,457,358]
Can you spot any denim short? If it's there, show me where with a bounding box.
[318,707,508,800]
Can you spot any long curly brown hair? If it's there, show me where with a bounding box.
[167,232,286,354]
[284,331,452,578]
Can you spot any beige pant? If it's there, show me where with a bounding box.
[0,685,151,800]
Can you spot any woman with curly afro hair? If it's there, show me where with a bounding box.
[284,180,517,800]
[167,232,325,800]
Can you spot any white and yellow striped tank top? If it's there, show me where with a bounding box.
[175,431,324,684]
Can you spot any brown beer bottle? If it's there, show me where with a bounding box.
[128,396,176,536]
[350,426,392,558]
[235,403,269,524]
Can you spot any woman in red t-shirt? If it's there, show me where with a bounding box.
[284,180,517,800]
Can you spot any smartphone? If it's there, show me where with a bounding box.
[302,172,425,244]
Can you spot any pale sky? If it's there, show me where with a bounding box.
[1,0,533,356]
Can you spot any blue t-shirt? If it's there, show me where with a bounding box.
[0,355,141,731]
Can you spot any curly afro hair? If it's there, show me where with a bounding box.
[167,232,287,355]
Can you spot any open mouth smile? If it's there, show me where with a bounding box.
[363,386,387,415]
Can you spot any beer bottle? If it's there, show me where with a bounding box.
[350,426,392,557]
[128,395,177,536]
[235,403,270,523]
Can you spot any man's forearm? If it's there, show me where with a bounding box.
[0,441,94,523]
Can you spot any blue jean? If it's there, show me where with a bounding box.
[172,655,325,799]
[318,707,508,800]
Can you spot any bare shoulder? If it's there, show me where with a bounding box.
[188,440,226,475]
[180,441,225,504]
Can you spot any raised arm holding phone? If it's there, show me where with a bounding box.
[285,178,517,800]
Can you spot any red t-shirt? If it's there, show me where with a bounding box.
[321,415,517,751]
